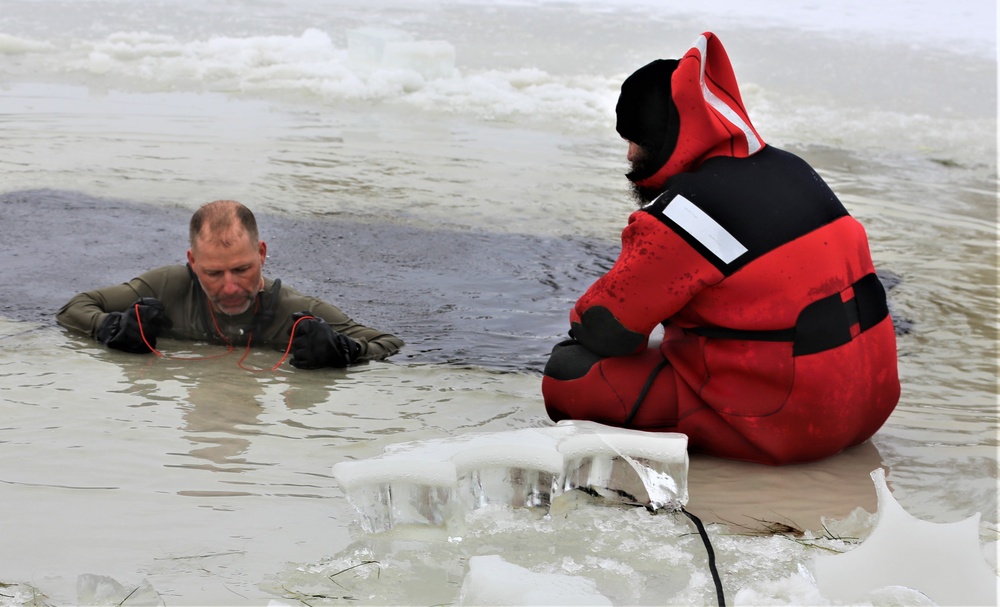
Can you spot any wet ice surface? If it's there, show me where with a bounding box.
[7,313,997,607]
[328,428,997,606]
[815,469,997,606]
[264,493,993,607]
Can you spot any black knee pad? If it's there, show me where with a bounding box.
[543,339,604,381]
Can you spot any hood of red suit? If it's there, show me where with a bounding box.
[618,32,766,190]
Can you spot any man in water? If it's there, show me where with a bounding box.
[57,199,403,368]
[541,33,900,465]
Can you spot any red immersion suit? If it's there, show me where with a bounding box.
[542,33,900,465]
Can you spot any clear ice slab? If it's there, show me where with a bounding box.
[332,420,688,533]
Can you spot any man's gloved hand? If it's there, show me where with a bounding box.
[96,298,173,353]
[288,311,362,369]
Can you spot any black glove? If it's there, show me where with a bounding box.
[288,312,362,369]
[96,298,173,354]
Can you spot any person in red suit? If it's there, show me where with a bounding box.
[542,32,900,465]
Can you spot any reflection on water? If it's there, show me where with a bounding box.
[0,324,549,603]
[176,375,267,474]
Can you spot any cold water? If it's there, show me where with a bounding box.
[0,0,996,604]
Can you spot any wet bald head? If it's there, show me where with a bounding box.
[189,200,259,249]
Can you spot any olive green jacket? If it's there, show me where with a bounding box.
[56,264,403,361]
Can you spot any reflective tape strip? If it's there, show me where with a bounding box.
[694,34,763,155]
[662,195,747,264]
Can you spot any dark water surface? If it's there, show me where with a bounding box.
[0,189,617,372]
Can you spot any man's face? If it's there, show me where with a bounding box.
[626,140,660,206]
[187,228,267,316]
[626,141,645,165]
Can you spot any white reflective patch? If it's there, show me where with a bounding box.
[662,195,747,264]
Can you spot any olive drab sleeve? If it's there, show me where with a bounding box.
[56,267,183,339]
[251,283,403,361]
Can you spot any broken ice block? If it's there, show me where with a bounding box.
[347,28,414,69]
[347,27,456,79]
[331,457,458,533]
[557,423,689,511]
[332,420,688,533]
[333,427,564,533]
[451,427,566,511]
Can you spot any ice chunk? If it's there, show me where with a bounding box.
[76,575,163,606]
[458,554,613,606]
[332,420,688,533]
[333,455,458,533]
[339,480,457,533]
[347,28,455,80]
[347,28,414,69]
[557,423,689,511]
[381,40,456,79]
[813,468,998,606]
[454,442,564,511]
[331,456,457,490]
[333,427,564,533]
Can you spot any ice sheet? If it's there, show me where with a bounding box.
[458,554,613,606]
[813,468,998,606]
[332,420,688,533]
[76,575,163,606]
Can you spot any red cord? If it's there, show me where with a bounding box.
[135,303,165,357]
[242,313,315,372]
[133,303,310,371]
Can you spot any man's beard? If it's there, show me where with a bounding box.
[629,181,662,207]
[212,293,255,316]
[626,145,663,207]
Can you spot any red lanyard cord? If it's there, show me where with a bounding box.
[135,302,167,358]
[134,303,314,371]
[241,313,315,372]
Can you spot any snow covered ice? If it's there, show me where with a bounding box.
[75,575,163,606]
[814,468,998,606]
[347,27,456,80]
[458,555,613,606]
[332,420,689,533]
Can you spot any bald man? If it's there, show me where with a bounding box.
[58,200,402,368]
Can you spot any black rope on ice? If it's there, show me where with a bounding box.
[682,506,726,607]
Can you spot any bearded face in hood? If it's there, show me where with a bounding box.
[616,58,680,205]
[625,142,666,206]
[615,33,766,199]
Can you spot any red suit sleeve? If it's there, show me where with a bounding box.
[570,210,723,356]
